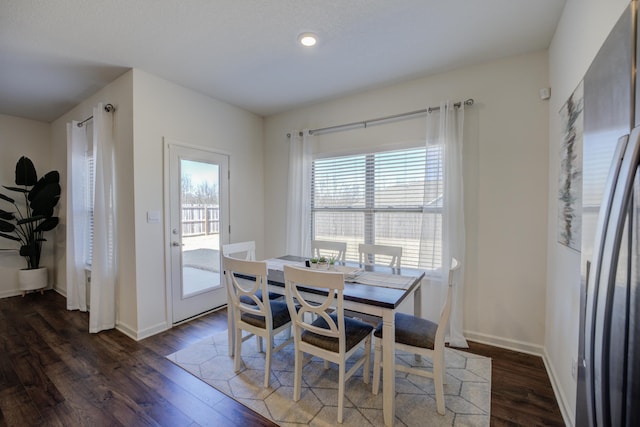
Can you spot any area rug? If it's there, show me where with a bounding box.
[167,331,491,426]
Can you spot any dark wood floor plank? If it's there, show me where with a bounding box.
[0,386,44,427]
[0,291,564,427]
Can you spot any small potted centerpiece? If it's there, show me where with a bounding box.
[317,256,329,270]
[0,157,61,295]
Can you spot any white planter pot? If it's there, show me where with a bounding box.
[18,267,48,294]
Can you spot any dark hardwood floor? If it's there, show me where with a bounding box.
[0,291,565,426]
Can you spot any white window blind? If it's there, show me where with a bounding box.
[311,146,443,269]
[84,146,95,267]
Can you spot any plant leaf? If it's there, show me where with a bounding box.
[2,186,29,194]
[0,210,15,220]
[31,182,61,216]
[0,219,16,232]
[0,232,20,241]
[34,217,59,232]
[15,157,37,186]
[0,193,15,204]
[29,171,60,203]
[16,215,44,225]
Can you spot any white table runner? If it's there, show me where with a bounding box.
[267,259,415,290]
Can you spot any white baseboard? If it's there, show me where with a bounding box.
[119,320,170,341]
[0,289,26,298]
[542,349,574,427]
[463,329,545,356]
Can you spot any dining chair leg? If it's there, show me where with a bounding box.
[372,341,382,394]
[293,347,302,401]
[338,363,346,423]
[434,348,446,414]
[434,361,445,415]
[363,335,372,384]
[234,328,243,372]
[264,336,272,388]
[228,308,234,357]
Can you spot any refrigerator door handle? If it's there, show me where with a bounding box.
[590,127,640,426]
[585,134,630,426]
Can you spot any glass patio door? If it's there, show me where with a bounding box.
[166,142,229,324]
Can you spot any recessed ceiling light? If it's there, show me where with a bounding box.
[298,32,317,47]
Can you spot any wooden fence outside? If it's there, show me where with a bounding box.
[182,204,219,236]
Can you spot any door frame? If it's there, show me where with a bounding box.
[163,138,230,326]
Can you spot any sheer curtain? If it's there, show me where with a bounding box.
[66,103,117,333]
[66,121,89,311]
[90,103,117,333]
[421,101,467,348]
[285,130,313,257]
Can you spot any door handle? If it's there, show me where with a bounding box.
[172,241,183,247]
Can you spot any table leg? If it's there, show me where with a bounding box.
[382,310,395,426]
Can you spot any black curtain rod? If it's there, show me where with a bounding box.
[286,98,474,137]
[77,103,115,128]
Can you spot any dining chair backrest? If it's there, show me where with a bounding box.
[222,241,256,261]
[358,243,402,268]
[311,240,347,262]
[223,255,269,315]
[283,264,373,423]
[283,265,346,350]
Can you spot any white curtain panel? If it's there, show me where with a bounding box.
[66,121,89,311]
[89,103,118,333]
[422,101,467,348]
[285,130,313,257]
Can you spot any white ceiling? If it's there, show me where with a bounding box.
[0,0,566,123]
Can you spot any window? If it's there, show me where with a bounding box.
[84,135,95,267]
[311,146,443,270]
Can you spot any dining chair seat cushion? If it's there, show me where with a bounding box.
[302,314,374,353]
[241,301,291,329]
[239,289,281,305]
[374,313,437,350]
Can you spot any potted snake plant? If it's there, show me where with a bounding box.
[0,157,61,295]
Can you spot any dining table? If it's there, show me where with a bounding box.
[261,255,426,426]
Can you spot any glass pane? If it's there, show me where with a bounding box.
[180,159,221,297]
[311,146,442,270]
[313,211,364,261]
[313,155,367,208]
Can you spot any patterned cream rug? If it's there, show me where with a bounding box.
[167,331,491,426]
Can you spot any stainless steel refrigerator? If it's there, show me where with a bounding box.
[577,2,640,426]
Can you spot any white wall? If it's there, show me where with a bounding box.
[546,0,630,425]
[130,69,264,339]
[0,114,52,297]
[264,51,550,350]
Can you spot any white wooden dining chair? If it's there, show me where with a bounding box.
[223,240,282,353]
[222,255,292,388]
[222,240,256,260]
[311,240,347,262]
[283,265,374,424]
[372,257,460,415]
[358,243,402,268]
